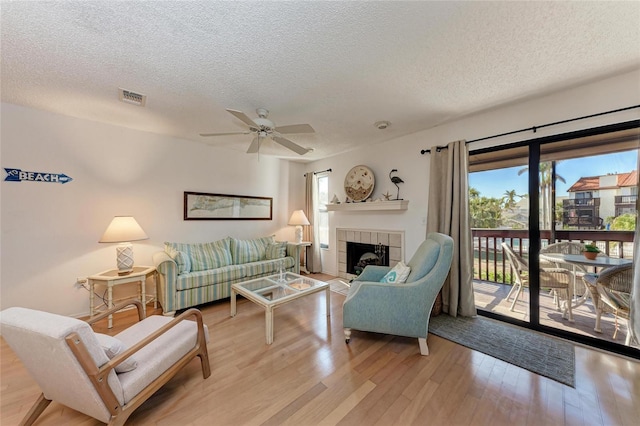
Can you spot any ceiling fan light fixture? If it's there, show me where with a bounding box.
[375,121,391,130]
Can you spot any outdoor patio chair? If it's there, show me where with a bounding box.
[583,263,634,345]
[501,243,574,322]
[0,299,210,426]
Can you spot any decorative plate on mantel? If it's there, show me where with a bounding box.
[344,165,375,201]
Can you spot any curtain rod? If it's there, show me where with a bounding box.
[420,104,640,155]
[304,168,332,177]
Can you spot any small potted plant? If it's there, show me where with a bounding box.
[583,243,600,260]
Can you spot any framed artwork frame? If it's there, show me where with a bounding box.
[184,192,273,220]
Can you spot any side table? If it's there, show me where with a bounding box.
[290,241,312,274]
[88,265,157,328]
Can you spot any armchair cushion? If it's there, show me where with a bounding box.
[94,333,138,373]
[380,261,411,284]
[114,315,209,402]
[406,239,440,283]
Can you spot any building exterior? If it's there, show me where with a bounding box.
[563,170,638,228]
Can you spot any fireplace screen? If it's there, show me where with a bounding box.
[346,242,390,275]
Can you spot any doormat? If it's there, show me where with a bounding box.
[429,314,575,387]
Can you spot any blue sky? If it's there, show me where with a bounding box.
[470,150,638,200]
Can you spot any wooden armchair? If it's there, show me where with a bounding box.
[0,300,210,425]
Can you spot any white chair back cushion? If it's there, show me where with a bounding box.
[0,307,124,423]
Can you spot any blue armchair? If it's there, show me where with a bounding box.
[343,232,454,355]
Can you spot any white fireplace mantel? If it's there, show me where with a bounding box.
[326,200,408,212]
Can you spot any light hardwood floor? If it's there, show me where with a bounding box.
[2,273,639,425]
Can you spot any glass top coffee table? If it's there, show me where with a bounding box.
[231,272,330,344]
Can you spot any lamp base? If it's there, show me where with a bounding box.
[295,226,303,244]
[116,243,134,274]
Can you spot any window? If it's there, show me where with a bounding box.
[317,175,329,249]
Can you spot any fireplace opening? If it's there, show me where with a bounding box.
[346,242,390,275]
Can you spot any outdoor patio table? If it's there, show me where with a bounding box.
[539,253,632,308]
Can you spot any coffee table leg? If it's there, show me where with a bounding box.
[266,306,274,344]
[230,288,237,317]
[326,287,331,316]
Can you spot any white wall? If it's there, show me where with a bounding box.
[1,104,297,316]
[303,69,640,275]
[2,70,638,315]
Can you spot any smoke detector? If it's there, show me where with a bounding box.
[374,121,391,130]
[118,88,147,107]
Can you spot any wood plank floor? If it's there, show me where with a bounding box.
[2,273,639,425]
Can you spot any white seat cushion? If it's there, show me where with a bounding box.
[114,315,209,403]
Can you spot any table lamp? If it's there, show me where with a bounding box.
[288,210,310,244]
[99,216,149,275]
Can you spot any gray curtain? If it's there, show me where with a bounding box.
[426,140,476,317]
[304,173,322,273]
[631,148,639,343]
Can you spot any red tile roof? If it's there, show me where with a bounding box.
[617,170,638,187]
[567,176,600,192]
[567,170,637,192]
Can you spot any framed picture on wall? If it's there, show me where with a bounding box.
[183,192,273,220]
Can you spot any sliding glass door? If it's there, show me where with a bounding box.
[471,121,639,357]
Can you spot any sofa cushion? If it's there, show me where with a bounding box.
[166,249,191,275]
[265,241,288,260]
[165,239,232,272]
[230,236,274,264]
[175,264,246,291]
[242,257,295,277]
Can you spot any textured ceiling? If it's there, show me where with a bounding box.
[2,1,639,161]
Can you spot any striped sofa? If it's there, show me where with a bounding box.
[153,236,297,315]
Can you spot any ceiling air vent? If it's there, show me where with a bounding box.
[118,88,147,107]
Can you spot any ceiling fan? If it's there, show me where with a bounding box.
[200,108,315,155]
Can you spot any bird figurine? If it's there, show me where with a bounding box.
[389,169,404,200]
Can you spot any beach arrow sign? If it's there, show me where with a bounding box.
[4,168,73,184]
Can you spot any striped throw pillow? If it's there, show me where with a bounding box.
[265,241,287,260]
[165,239,232,272]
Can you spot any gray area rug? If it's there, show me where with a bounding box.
[429,315,575,387]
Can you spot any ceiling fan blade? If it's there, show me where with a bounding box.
[226,109,259,128]
[274,124,315,134]
[247,136,261,153]
[200,131,251,137]
[272,135,311,155]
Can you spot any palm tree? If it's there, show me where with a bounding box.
[518,162,565,229]
[502,189,525,210]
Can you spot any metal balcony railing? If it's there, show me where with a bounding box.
[615,194,638,205]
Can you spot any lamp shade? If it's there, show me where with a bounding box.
[99,216,148,243]
[288,210,310,226]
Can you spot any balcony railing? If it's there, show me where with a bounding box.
[472,228,634,284]
[615,194,638,205]
[563,198,601,208]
